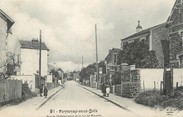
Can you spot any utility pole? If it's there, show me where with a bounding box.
[39,30,42,95]
[95,24,99,88]
[82,56,83,70]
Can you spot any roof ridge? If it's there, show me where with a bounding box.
[121,22,166,41]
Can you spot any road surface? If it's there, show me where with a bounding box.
[39,81,135,117]
[1,81,136,117]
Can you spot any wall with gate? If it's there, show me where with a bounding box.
[0,80,22,103]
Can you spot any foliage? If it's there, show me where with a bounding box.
[79,60,106,82]
[120,40,159,68]
[134,90,164,107]
[50,69,63,80]
[0,52,18,79]
[161,99,183,110]
[22,81,37,100]
[135,87,183,110]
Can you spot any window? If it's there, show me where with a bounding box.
[114,53,119,64]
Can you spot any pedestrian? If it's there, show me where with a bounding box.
[44,85,48,98]
[40,85,43,97]
[106,85,110,97]
[101,83,106,96]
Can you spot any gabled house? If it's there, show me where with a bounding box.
[166,0,183,68]
[105,48,121,84]
[121,21,169,67]
[0,9,14,71]
[14,39,49,75]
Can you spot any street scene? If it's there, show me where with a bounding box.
[1,0,183,117]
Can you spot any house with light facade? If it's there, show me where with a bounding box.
[11,39,49,92]
[166,0,183,68]
[121,21,169,67]
[0,9,14,72]
[14,39,49,76]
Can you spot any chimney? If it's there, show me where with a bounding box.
[31,38,38,47]
[136,21,142,33]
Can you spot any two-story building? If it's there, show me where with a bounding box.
[0,9,14,72]
[14,39,49,76]
[166,0,183,68]
[121,21,169,67]
[105,48,121,84]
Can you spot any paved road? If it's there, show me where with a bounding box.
[39,81,135,117]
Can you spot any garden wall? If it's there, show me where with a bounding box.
[140,68,183,90]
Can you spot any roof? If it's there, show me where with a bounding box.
[0,9,14,31]
[121,23,166,41]
[19,40,49,51]
[105,48,121,61]
[166,0,179,24]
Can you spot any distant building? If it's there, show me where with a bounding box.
[0,9,14,71]
[14,39,49,75]
[121,21,169,67]
[73,71,80,81]
[166,0,183,68]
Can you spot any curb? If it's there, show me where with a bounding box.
[79,85,131,112]
[36,87,62,110]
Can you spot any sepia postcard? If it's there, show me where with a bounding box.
[0,0,183,117]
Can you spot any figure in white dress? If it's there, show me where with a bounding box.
[106,85,110,97]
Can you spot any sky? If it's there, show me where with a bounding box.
[0,0,175,72]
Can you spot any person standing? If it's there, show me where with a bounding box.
[40,85,43,97]
[44,85,48,98]
[106,85,110,97]
[101,83,106,96]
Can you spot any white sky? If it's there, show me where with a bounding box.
[0,0,175,71]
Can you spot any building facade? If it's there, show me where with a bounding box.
[166,0,183,68]
[14,39,49,76]
[105,48,121,84]
[0,9,14,71]
[121,21,169,67]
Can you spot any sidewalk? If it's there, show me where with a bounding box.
[0,86,62,111]
[79,84,182,117]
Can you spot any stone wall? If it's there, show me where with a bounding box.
[121,82,140,98]
[151,24,169,67]
[167,1,183,67]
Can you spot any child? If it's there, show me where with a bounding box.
[44,85,48,98]
[106,85,110,97]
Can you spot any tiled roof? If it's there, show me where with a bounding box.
[121,23,166,41]
[19,40,49,51]
[0,9,14,31]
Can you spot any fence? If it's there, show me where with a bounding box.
[0,79,22,103]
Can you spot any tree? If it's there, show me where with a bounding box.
[0,52,17,79]
[120,40,159,68]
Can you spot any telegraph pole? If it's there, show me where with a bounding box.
[39,30,42,96]
[95,24,99,88]
[82,56,83,70]
[39,30,42,79]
